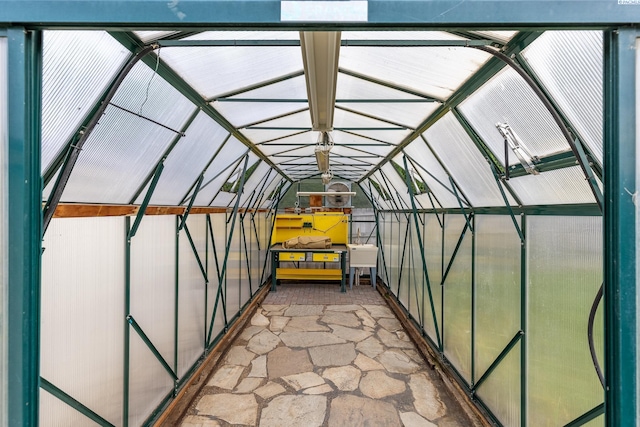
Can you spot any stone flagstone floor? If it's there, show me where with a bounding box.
[180,283,472,427]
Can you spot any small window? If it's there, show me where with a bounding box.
[391,160,428,195]
[222,160,260,193]
[369,179,391,201]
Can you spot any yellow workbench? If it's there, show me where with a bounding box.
[269,243,348,293]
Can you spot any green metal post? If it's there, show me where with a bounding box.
[402,156,442,349]
[7,27,42,427]
[174,216,179,380]
[604,28,639,427]
[471,213,476,386]
[123,216,131,427]
[521,213,527,427]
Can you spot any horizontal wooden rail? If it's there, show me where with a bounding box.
[50,203,269,218]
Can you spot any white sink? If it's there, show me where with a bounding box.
[347,244,378,267]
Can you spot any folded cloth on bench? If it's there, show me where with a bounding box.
[283,235,332,249]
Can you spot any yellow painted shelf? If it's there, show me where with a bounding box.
[276,268,342,281]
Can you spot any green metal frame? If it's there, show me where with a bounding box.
[604,28,638,427]
[40,378,115,427]
[7,27,42,427]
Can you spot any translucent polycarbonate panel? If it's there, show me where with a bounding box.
[147,112,228,205]
[213,100,308,128]
[475,216,521,377]
[62,106,177,203]
[133,30,180,42]
[422,214,443,343]
[408,219,424,324]
[468,30,518,43]
[336,70,431,101]
[339,101,439,129]
[425,112,511,207]
[193,139,248,206]
[397,215,410,308]
[346,128,411,144]
[380,162,412,208]
[178,216,207,377]
[41,31,130,172]
[130,215,176,368]
[238,162,272,206]
[523,31,603,164]
[404,138,460,208]
[339,45,489,100]
[0,37,6,427]
[330,145,380,164]
[240,218,252,306]
[332,130,396,156]
[111,61,195,132]
[128,332,174,427]
[230,74,308,100]
[246,109,311,129]
[443,214,472,382]
[160,44,302,98]
[459,67,569,165]
[476,344,521,427]
[207,214,228,341]
[342,30,465,41]
[527,216,603,426]
[41,217,125,426]
[226,214,243,313]
[40,388,101,427]
[242,127,309,144]
[506,166,596,205]
[333,109,408,147]
[262,143,314,158]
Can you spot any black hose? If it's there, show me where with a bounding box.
[588,283,605,388]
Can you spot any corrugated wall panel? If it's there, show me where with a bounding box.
[475,215,522,427]
[41,217,125,426]
[527,216,603,426]
[0,36,6,427]
[443,214,472,382]
[128,215,176,426]
[178,216,206,377]
[207,214,228,343]
[523,31,603,164]
[41,31,130,172]
[422,213,443,343]
[40,389,101,427]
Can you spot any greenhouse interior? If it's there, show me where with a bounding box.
[1,1,640,426]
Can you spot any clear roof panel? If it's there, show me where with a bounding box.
[339,45,490,100]
[337,101,439,129]
[145,113,230,205]
[133,31,180,43]
[342,31,465,41]
[225,74,308,100]
[237,161,273,206]
[111,61,196,131]
[503,166,596,205]
[459,67,570,166]
[209,152,260,207]
[41,31,130,173]
[213,100,307,128]
[61,106,178,203]
[467,31,518,43]
[424,112,514,207]
[522,31,603,165]
[403,139,462,208]
[245,109,312,129]
[346,128,411,142]
[159,33,303,98]
[242,128,308,144]
[193,137,249,206]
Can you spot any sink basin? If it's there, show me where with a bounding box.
[347,244,378,267]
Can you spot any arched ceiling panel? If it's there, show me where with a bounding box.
[425,112,513,207]
[41,30,131,173]
[140,112,230,205]
[458,66,570,167]
[159,31,303,99]
[522,30,603,165]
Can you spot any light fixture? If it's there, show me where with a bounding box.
[321,170,333,185]
[496,122,539,176]
[315,131,334,173]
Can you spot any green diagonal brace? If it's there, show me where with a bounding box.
[488,161,525,242]
[126,315,178,381]
[40,378,115,427]
[128,161,164,240]
[179,174,204,231]
[403,156,442,349]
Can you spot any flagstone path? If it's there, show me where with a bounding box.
[180,282,473,427]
